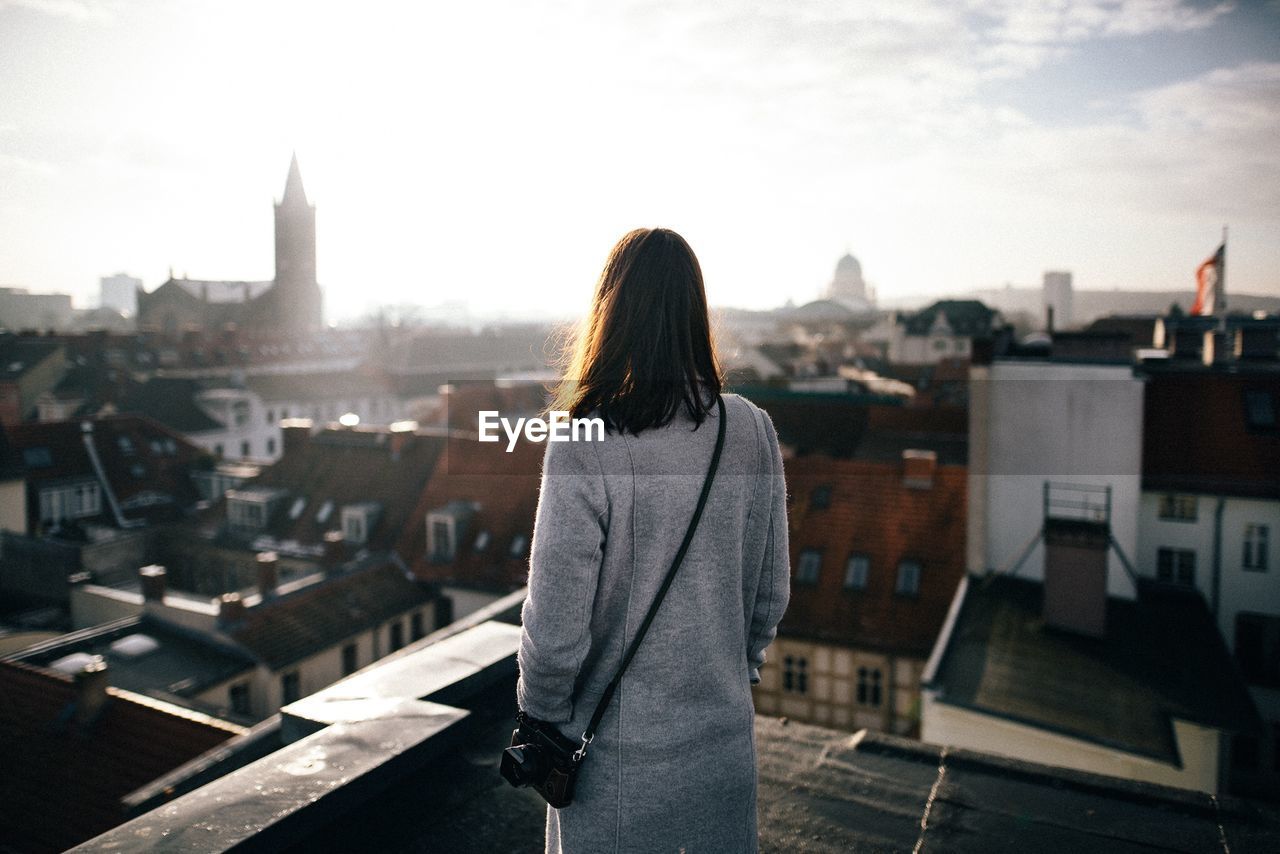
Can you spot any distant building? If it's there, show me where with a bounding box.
[1043,270,1072,330]
[863,299,1001,365]
[754,450,966,736]
[0,336,66,425]
[0,287,75,332]
[825,252,875,312]
[99,273,141,317]
[136,155,324,338]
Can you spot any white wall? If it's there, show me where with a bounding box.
[921,690,1224,794]
[972,361,1144,598]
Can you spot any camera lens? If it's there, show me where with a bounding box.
[501,743,548,787]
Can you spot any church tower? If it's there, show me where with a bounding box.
[273,153,323,333]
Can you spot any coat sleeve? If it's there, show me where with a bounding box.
[516,436,609,724]
[746,408,791,686]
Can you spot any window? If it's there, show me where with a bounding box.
[38,481,102,523]
[473,530,491,552]
[796,550,822,585]
[288,497,307,520]
[1244,524,1269,572]
[1157,494,1198,522]
[844,555,869,590]
[510,534,528,558]
[410,611,425,642]
[267,438,276,455]
[342,643,358,676]
[21,447,52,468]
[266,409,275,426]
[782,655,808,694]
[315,499,334,525]
[1235,613,1280,687]
[227,497,266,530]
[1156,547,1196,586]
[895,560,921,596]
[281,671,301,704]
[229,682,251,716]
[389,621,404,652]
[856,667,883,707]
[429,519,454,562]
[117,435,135,455]
[809,485,831,509]
[214,443,224,458]
[240,440,251,458]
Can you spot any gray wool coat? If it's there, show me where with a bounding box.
[516,392,791,854]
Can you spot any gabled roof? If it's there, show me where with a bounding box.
[118,377,224,433]
[927,574,1262,764]
[1142,365,1280,499]
[228,562,435,669]
[3,414,207,523]
[781,454,967,655]
[218,426,446,553]
[0,335,63,380]
[900,299,999,336]
[0,658,242,853]
[401,435,541,592]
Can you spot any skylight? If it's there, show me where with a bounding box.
[109,633,160,659]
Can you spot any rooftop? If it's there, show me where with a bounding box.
[926,574,1262,765]
[70,593,1280,853]
[0,658,244,853]
[781,454,967,656]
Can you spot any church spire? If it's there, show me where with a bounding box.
[281,152,308,208]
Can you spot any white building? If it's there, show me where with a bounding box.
[99,273,141,318]
[863,300,1000,366]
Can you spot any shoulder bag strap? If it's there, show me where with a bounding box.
[574,393,728,760]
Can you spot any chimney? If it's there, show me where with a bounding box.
[1236,322,1280,361]
[218,592,246,626]
[1042,518,1109,638]
[256,551,279,599]
[902,449,937,490]
[389,420,417,461]
[74,655,110,726]
[280,418,313,458]
[139,564,167,602]
[1202,330,1229,366]
[322,529,346,571]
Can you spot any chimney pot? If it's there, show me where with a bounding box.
[218,592,246,626]
[322,530,346,571]
[139,565,167,602]
[256,551,279,599]
[902,449,937,489]
[74,655,110,725]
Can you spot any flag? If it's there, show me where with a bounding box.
[1190,243,1225,316]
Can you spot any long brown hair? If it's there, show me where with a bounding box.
[553,228,723,434]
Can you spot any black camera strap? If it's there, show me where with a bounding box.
[573,393,728,762]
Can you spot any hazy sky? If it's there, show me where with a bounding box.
[1,0,1278,322]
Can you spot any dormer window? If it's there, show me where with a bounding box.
[227,487,288,531]
[38,479,101,524]
[426,500,476,563]
[342,502,381,545]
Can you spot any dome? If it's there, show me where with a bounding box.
[835,253,862,277]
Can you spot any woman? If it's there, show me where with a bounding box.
[516,227,791,853]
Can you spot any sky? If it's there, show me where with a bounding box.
[1,0,1278,323]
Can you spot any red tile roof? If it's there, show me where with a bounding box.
[781,454,967,656]
[1142,367,1280,499]
[399,434,542,592]
[0,659,240,853]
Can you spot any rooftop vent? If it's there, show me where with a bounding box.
[109,633,160,660]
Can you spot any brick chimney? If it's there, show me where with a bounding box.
[1042,518,1109,637]
[139,564,167,602]
[74,655,110,726]
[389,421,417,461]
[902,449,937,490]
[218,592,246,626]
[256,551,279,600]
[322,529,346,571]
[280,418,313,458]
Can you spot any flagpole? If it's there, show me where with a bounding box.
[1218,224,1227,331]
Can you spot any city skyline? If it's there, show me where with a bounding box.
[1,0,1278,322]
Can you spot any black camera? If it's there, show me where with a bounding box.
[500,710,583,808]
